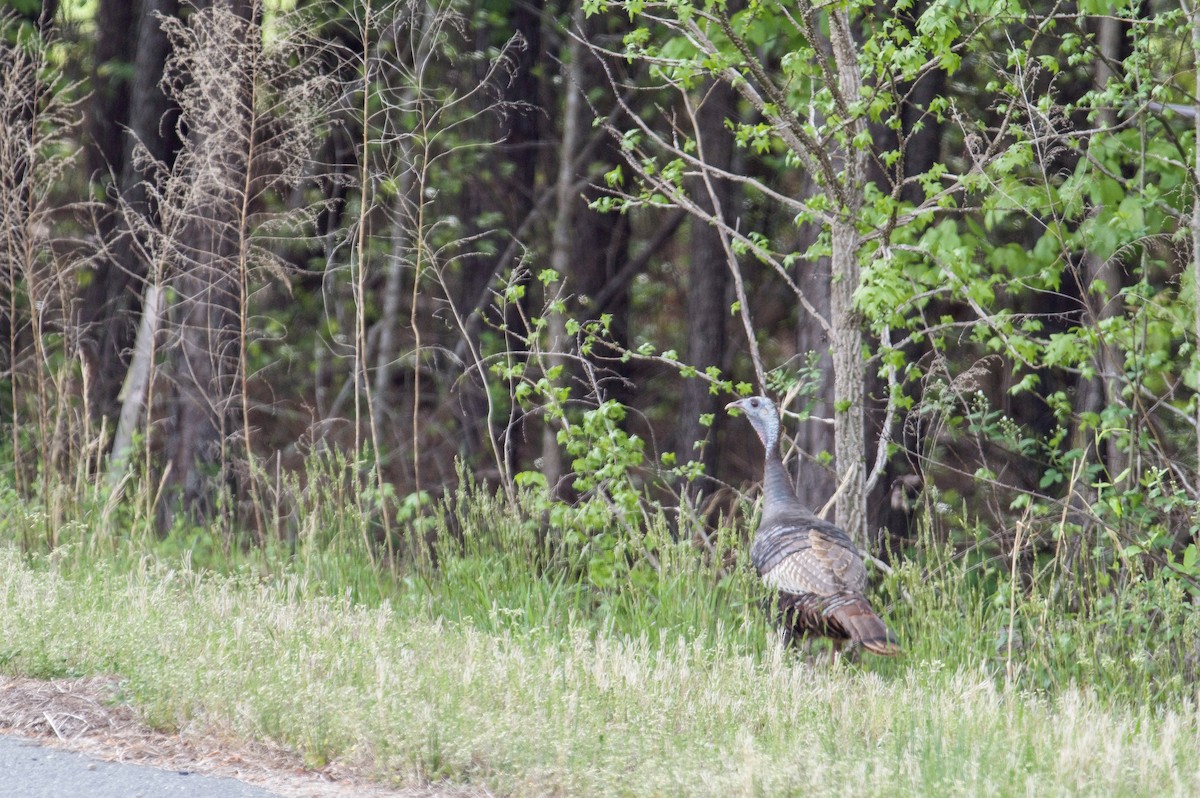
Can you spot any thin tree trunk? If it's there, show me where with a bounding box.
[794,246,835,511]
[830,218,866,542]
[372,140,413,428]
[107,282,164,487]
[499,0,543,477]
[1074,17,1128,484]
[569,41,635,407]
[677,79,735,493]
[542,6,585,493]
[372,2,435,436]
[828,7,869,542]
[862,6,946,538]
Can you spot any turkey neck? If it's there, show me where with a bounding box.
[762,440,802,518]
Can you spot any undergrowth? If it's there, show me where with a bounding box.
[1,466,1199,795]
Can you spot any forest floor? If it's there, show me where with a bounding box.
[0,675,469,798]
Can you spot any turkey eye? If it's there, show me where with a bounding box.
[750,399,760,408]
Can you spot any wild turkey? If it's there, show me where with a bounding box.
[727,395,901,657]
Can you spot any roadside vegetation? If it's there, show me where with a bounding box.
[2,472,1199,795]
[4,0,1200,794]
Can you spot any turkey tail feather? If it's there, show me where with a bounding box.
[829,597,902,656]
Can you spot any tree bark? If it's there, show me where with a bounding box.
[828,6,869,543]
[861,6,946,539]
[87,0,135,184]
[541,5,585,493]
[569,12,635,406]
[1077,15,1128,483]
[676,79,735,494]
[1079,12,1128,483]
[107,283,165,487]
[372,3,436,445]
[499,0,544,477]
[830,218,866,542]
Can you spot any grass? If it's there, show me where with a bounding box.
[1,547,1197,796]
[0,480,1198,795]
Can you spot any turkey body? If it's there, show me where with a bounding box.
[729,396,900,656]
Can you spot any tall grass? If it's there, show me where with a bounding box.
[1,467,1199,795]
[0,542,1198,796]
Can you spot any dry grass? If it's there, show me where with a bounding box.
[0,546,1198,797]
[0,674,479,798]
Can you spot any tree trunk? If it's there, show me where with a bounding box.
[500,0,544,477]
[541,6,588,494]
[828,7,869,543]
[676,79,735,495]
[107,283,165,487]
[1077,15,1128,483]
[862,15,946,540]
[166,243,240,526]
[830,218,866,542]
[159,0,254,529]
[445,0,545,486]
[373,3,436,464]
[570,12,635,407]
[81,0,182,423]
[794,246,836,511]
[86,0,135,183]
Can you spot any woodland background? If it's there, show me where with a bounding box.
[4,0,1200,711]
[4,0,1200,790]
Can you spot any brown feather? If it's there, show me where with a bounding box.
[776,591,901,655]
[826,596,902,656]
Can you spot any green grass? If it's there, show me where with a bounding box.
[0,546,1197,796]
[1,481,1198,795]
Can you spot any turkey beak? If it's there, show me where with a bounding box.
[725,400,741,412]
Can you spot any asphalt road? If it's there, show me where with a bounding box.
[0,735,282,798]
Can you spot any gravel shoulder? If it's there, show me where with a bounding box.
[0,675,483,798]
